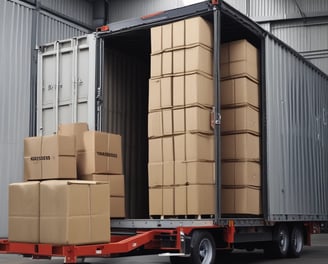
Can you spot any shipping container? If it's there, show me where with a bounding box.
[2,1,328,263]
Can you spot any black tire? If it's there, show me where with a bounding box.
[190,231,216,264]
[288,225,304,258]
[269,224,290,258]
[170,256,191,264]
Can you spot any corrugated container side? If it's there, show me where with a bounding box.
[265,35,328,221]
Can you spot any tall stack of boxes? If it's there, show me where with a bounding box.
[220,40,262,215]
[149,17,216,217]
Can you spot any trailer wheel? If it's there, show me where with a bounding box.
[288,225,304,258]
[190,231,216,264]
[266,224,290,258]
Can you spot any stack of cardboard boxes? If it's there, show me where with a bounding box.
[220,40,262,215]
[149,17,216,216]
[8,123,125,245]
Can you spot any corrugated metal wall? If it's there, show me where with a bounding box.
[265,36,328,221]
[0,0,90,237]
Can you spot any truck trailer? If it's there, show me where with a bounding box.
[1,1,328,263]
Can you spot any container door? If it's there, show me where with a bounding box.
[37,34,97,135]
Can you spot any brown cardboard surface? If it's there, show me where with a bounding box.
[221,106,260,135]
[186,133,214,161]
[185,17,213,48]
[58,123,89,152]
[186,106,213,134]
[163,136,174,162]
[221,186,261,215]
[148,111,162,138]
[173,49,185,74]
[173,108,185,134]
[148,162,163,187]
[175,162,187,185]
[173,20,185,48]
[110,196,126,218]
[162,51,173,76]
[151,26,162,54]
[150,54,162,78]
[221,133,260,161]
[173,75,185,107]
[149,138,163,163]
[185,46,212,76]
[221,162,261,187]
[161,77,172,108]
[149,187,162,215]
[187,185,215,215]
[149,78,161,112]
[40,180,110,245]
[187,162,215,184]
[163,161,174,186]
[175,186,187,215]
[162,109,173,136]
[163,187,174,215]
[162,24,172,50]
[8,182,40,243]
[174,134,185,162]
[220,77,259,109]
[185,73,213,107]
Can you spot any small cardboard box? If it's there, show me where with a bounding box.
[163,136,174,162]
[220,77,259,109]
[40,180,110,245]
[149,187,163,215]
[148,162,163,187]
[185,46,212,76]
[58,123,89,152]
[221,133,260,161]
[187,185,215,215]
[161,77,172,108]
[173,20,185,48]
[185,16,213,48]
[175,161,187,185]
[162,23,172,50]
[8,182,40,243]
[173,108,185,134]
[173,75,185,107]
[148,111,163,138]
[163,187,174,215]
[187,162,215,184]
[174,134,186,162]
[221,162,261,187]
[150,53,162,78]
[80,174,125,196]
[151,26,162,54]
[175,186,187,215]
[221,186,261,215]
[173,49,185,74]
[221,106,260,135]
[78,131,123,175]
[186,133,214,161]
[148,138,163,163]
[162,109,173,136]
[162,51,173,76]
[185,73,213,107]
[149,78,161,112]
[163,161,174,186]
[186,106,213,134]
[110,196,126,218]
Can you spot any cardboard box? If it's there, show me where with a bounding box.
[187,162,215,184]
[187,185,215,215]
[173,75,185,107]
[185,16,213,48]
[79,174,125,196]
[40,180,110,245]
[221,162,261,187]
[78,131,123,175]
[173,49,185,74]
[163,136,174,162]
[221,106,260,135]
[220,40,259,81]
[163,187,174,215]
[185,46,212,76]
[149,138,162,163]
[173,108,185,134]
[221,186,261,215]
[174,134,185,162]
[220,77,259,109]
[110,196,126,218]
[151,26,162,54]
[24,135,76,181]
[161,77,172,108]
[162,51,172,76]
[185,73,213,107]
[150,53,162,78]
[175,186,187,215]
[8,182,40,243]
[58,123,89,152]
[162,24,172,50]
[163,161,174,186]
[162,109,173,136]
[175,162,187,185]
[186,133,214,161]
[149,187,162,215]
[149,78,161,112]
[148,111,162,138]
[148,162,163,187]
[221,133,260,161]
[186,106,213,134]
[173,20,185,48]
